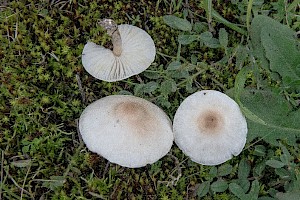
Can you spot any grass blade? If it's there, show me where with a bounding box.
[204,0,212,25]
[287,0,300,12]
[246,0,254,31]
[212,9,247,35]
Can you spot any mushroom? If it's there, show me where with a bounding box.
[82,19,156,82]
[173,90,247,165]
[79,95,173,168]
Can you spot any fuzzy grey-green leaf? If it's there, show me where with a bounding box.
[250,15,300,88]
[197,181,210,197]
[253,145,266,156]
[219,28,228,48]
[229,183,247,199]
[178,35,199,45]
[218,164,233,176]
[239,89,300,145]
[163,15,192,31]
[266,160,285,168]
[211,180,228,193]
[160,79,177,96]
[238,159,251,179]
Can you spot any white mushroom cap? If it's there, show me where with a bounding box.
[173,90,247,166]
[79,95,173,168]
[82,22,156,82]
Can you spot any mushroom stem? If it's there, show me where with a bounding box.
[98,19,122,56]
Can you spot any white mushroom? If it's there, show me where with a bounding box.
[79,95,173,168]
[173,90,247,166]
[82,19,156,82]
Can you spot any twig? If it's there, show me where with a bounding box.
[14,21,18,41]
[167,154,182,186]
[0,151,4,200]
[20,165,31,200]
[102,161,110,179]
[76,73,86,104]
[158,154,185,187]
[75,118,83,146]
[88,192,106,199]
[146,165,158,196]
[4,169,32,197]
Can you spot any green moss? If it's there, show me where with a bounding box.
[0,0,299,199]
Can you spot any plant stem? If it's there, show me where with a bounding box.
[212,9,247,35]
[246,0,253,31]
[98,19,122,56]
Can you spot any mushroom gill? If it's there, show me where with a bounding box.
[82,19,156,82]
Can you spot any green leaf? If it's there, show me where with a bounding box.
[235,45,248,69]
[219,28,228,48]
[211,8,247,35]
[218,164,233,177]
[250,15,300,88]
[143,71,161,79]
[238,159,251,179]
[238,179,251,193]
[275,168,291,179]
[229,183,247,199]
[276,191,300,200]
[254,161,266,177]
[249,17,269,70]
[261,30,300,88]
[199,31,213,42]
[197,181,210,197]
[178,34,199,45]
[156,96,171,108]
[287,0,300,12]
[269,188,279,197]
[143,81,159,93]
[248,180,260,199]
[203,0,212,23]
[246,0,253,30]
[239,89,300,145]
[185,77,196,93]
[279,144,292,165]
[204,38,220,48]
[266,160,285,168]
[167,61,181,70]
[253,145,266,156]
[209,166,218,179]
[163,15,192,31]
[234,67,267,126]
[133,82,158,95]
[193,22,207,33]
[234,66,300,145]
[160,79,177,97]
[199,32,220,48]
[134,84,145,96]
[258,197,277,200]
[118,90,133,95]
[191,54,198,64]
[211,179,228,193]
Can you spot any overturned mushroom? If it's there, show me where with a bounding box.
[173,90,248,166]
[82,19,156,82]
[79,95,173,168]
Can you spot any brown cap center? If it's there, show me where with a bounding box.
[115,101,146,119]
[197,110,224,134]
[114,101,154,135]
